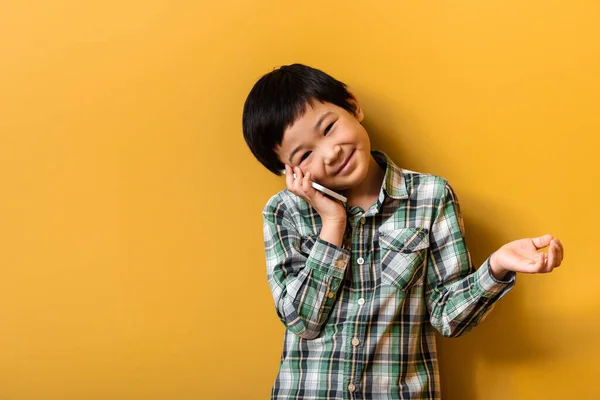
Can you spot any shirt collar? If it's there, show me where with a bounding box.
[372,150,409,200]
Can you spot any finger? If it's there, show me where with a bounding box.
[554,238,564,264]
[532,234,553,250]
[547,243,556,272]
[284,165,294,189]
[306,172,325,202]
[301,170,314,196]
[287,166,301,195]
[532,252,547,273]
[551,240,563,268]
[527,252,547,273]
[294,168,310,200]
[292,167,304,192]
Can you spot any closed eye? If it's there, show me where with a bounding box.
[300,151,311,162]
[324,122,335,135]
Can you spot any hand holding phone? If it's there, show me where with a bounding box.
[282,166,348,244]
[281,165,348,225]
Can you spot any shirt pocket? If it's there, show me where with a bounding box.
[378,227,430,291]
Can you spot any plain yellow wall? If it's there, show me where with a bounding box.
[1,1,598,399]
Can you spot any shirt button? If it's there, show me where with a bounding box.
[351,337,360,346]
[358,298,365,306]
[335,259,345,268]
[357,257,365,265]
[348,383,356,392]
[327,291,334,299]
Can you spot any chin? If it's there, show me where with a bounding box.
[338,168,367,191]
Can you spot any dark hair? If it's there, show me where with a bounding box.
[242,64,358,175]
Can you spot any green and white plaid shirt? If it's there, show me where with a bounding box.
[262,151,515,400]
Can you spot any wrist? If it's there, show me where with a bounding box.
[322,218,347,228]
[320,219,346,247]
[489,252,509,281]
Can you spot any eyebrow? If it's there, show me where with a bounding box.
[315,111,334,132]
[288,111,334,163]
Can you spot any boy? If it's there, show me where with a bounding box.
[242,64,564,399]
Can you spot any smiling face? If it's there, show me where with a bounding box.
[274,98,373,192]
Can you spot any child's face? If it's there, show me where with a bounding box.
[274,98,372,191]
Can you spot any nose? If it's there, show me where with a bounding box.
[323,144,342,167]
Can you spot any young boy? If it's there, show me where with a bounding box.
[242,64,564,400]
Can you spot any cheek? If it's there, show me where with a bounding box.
[356,152,371,177]
[306,166,326,182]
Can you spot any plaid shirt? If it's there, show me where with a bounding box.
[262,151,516,400]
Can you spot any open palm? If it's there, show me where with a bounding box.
[491,234,564,275]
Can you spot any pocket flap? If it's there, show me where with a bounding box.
[378,227,429,253]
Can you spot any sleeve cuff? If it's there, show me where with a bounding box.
[306,236,351,280]
[474,255,516,299]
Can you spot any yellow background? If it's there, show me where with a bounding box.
[1,1,598,399]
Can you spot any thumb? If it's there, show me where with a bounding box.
[532,234,553,250]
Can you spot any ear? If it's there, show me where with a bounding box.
[347,91,364,122]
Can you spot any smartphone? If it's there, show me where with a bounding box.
[280,169,347,203]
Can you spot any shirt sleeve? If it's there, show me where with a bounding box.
[262,195,351,339]
[425,180,516,338]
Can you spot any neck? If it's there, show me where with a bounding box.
[342,155,386,210]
